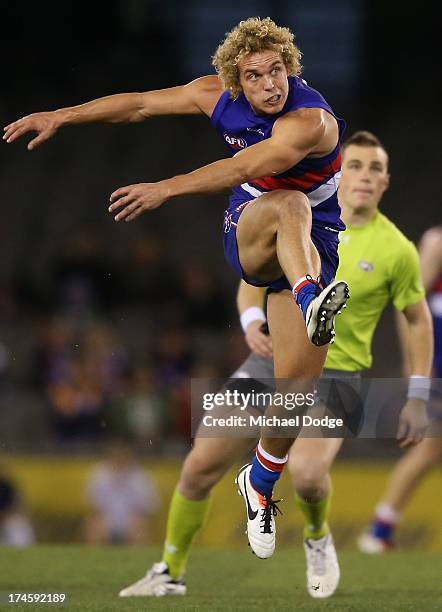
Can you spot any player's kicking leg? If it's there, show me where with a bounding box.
[288,437,343,598]
[232,191,347,557]
[119,435,255,597]
[235,190,349,348]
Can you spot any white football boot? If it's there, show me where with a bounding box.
[304,533,340,598]
[235,463,282,559]
[305,279,349,346]
[118,561,186,597]
[357,529,394,554]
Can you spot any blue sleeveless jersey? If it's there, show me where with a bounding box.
[211,76,345,232]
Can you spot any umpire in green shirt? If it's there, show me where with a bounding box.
[286,130,433,596]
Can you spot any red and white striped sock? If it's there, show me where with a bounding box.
[292,275,320,303]
[250,441,288,497]
[255,442,288,472]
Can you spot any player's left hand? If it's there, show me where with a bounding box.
[397,398,429,448]
[109,182,169,221]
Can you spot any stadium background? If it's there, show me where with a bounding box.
[0,0,440,553]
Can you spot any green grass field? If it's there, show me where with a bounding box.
[0,546,441,611]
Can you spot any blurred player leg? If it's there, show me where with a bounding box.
[358,436,441,553]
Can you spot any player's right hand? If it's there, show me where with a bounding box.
[3,111,61,150]
[245,320,273,358]
[397,398,429,448]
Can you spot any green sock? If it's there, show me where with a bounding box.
[162,489,211,579]
[295,492,331,540]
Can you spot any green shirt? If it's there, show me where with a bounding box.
[325,211,425,372]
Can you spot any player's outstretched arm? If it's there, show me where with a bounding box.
[237,281,272,358]
[396,299,433,448]
[109,108,330,221]
[3,76,222,151]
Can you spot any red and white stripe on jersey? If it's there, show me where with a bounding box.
[240,152,342,208]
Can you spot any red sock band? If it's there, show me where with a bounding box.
[255,445,287,473]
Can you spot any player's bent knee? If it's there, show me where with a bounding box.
[274,190,310,219]
[289,456,329,496]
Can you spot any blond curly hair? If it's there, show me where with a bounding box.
[212,17,302,99]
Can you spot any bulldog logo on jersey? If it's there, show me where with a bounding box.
[223,212,233,233]
[223,133,247,149]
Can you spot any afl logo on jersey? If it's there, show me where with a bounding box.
[358,260,374,272]
[224,133,247,149]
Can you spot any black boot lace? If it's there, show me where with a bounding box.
[261,498,283,534]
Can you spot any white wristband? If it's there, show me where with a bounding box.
[407,375,431,402]
[240,306,266,332]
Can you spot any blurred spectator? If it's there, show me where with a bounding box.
[50,225,120,317]
[0,282,18,324]
[113,363,168,442]
[123,230,176,306]
[155,326,194,388]
[31,318,130,442]
[170,360,227,438]
[83,323,130,394]
[47,354,108,442]
[169,378,192,439]
[178,259,233,331]
[0,463,35,547]
[84,441,159,545]
[30,317,75,390]
[0,341,10,390]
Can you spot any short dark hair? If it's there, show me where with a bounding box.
[342,130,386,154]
